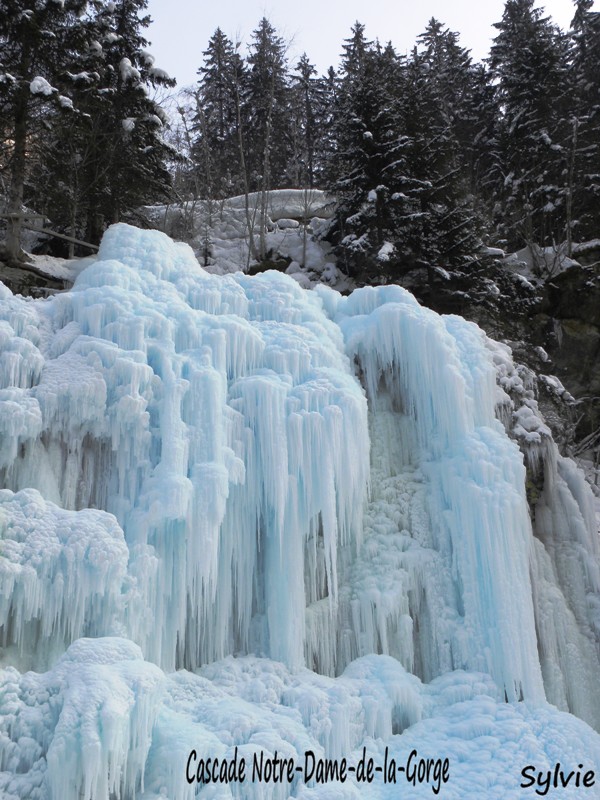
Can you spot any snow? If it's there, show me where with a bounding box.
[572,239,600,256]
[138,49,155,66]
[539,374,575,403]
[224,189,335,221]
[534,346,550,362]
[481,246,506,258]
[0,223,599,798]
[149,66,172,82]
[29,76,55,96]
[277,218,300,229]
[27,253,93,282]
[67,71,95,83]
[138,192,340,287]
[377,242,395,262]
[119,57,141,83]
[503,243,581,280]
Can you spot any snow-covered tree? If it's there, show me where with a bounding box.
[193,28,240,199]
[566,0,600,244]
[489,0,569,248]
[0,0,87,258]
[81,0,175,240]
[244,18,292,191]
[410,20,483,266]
[17,0,176,248]
[325,25,403,278]
[288,53,327,188]
[326,21,482,281]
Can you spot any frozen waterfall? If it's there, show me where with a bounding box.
[0,224,599,799]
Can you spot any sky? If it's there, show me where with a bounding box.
[144,0,595,90]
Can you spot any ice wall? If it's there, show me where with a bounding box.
[0,224,370,674]
[531,449,600,724]
[1,224,600,798]
[314,287,545,703]
[488,342,600,727]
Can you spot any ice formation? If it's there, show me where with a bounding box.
[0,224,599,799]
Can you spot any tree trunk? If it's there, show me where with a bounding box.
[258,74,276,261]
[565,117,578,258]
[6,84,29,261]
[234,90,258,265]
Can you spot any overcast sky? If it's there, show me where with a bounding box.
[145,0,595,89]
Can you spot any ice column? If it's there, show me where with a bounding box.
[334,285,546,702]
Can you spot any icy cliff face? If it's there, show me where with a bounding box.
[0,224,599,798]
[1,224,369,675]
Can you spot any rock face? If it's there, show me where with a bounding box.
[538,265,600,400]
[387,256,600,448]
[572,240,600,268]
[0,260,69,297]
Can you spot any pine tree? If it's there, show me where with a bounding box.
[21,0,176,247]
[88,0,175,237]
[244,18,292,191]
[316,66,340,188]
[326,21,482,281]
[467,64,502,224]
[411,20,483,265]
[489,0,569,249]
[566,0,600,245]
[27,4,109,251]
[289,54,326,188]
[0,0,87,258]
[194,28,240,199]
[326,25,404,278]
